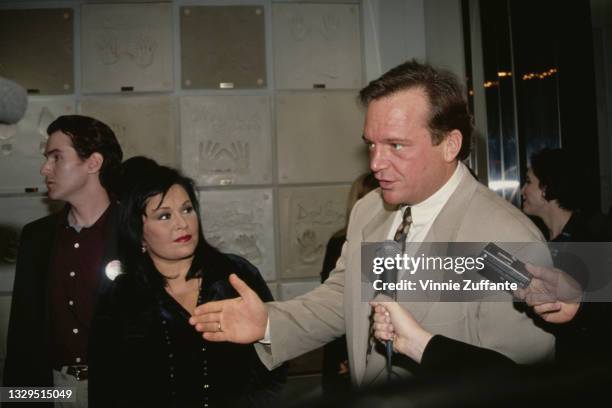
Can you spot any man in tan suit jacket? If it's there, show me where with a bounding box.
[190,60,554,386]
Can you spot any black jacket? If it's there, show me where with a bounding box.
[88,251,286,408]
[3,204,119,388]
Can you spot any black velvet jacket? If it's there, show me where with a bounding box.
[88,251,286,408]
[548,211,612,364]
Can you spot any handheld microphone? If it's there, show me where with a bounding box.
[0,77,28,125]
[375,241,400,381]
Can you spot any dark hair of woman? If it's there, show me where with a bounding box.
[530,148,582,211]
[91,156,286,407]
[117,156,224,289]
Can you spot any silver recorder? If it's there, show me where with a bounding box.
[480,243,533,289]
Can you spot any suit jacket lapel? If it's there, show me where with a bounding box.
[397,171,478,311]
[351,203,396,384]
[97,202,120,296]
[41,211,63,357]
[362,201,398,242]
[423,171,478,243]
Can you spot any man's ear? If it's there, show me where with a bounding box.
[443,130,462,162]
[86,152,104,174]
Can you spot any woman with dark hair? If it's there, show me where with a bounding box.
[520,148,612,364]
[521,148,592,242]
[89,157,285,407]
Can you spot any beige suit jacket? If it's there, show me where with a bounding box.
[256,170,555,386]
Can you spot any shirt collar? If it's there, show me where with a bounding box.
[407,162,466,226]
[60,203,112,233]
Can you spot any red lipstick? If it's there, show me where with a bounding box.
[174,234,192,243]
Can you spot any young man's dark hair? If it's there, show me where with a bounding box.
[530,148,582,211]
[47,115,123,194]
[359,59,473,161]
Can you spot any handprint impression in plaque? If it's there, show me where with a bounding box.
[199,140,250,174]
[294,201,344,265]
[204,206,263,264]
[234,233,262,263]
[207,232,262,265]
[96,29,157,68]
[286,11,343,80]
[196,109,260,177]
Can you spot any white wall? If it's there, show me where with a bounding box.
[424,0,465,81]
[362,0,426,82]
[363,0,467,92]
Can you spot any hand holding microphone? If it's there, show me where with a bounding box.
[369,300,433,364]
[373,241,400,378]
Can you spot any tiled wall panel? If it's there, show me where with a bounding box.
[0,8,73,94]
[81,3,174,93]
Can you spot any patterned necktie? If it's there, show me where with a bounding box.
[393,206,412,253]
[368,206,413,358]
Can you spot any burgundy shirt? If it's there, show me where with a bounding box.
[49,205,111,368]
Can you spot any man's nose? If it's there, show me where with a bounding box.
[369,146,387,172]
[40,160,51,176]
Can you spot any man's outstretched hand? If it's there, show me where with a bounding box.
[189,274,268,343]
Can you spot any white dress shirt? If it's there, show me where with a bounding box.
[387,162,467,242]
